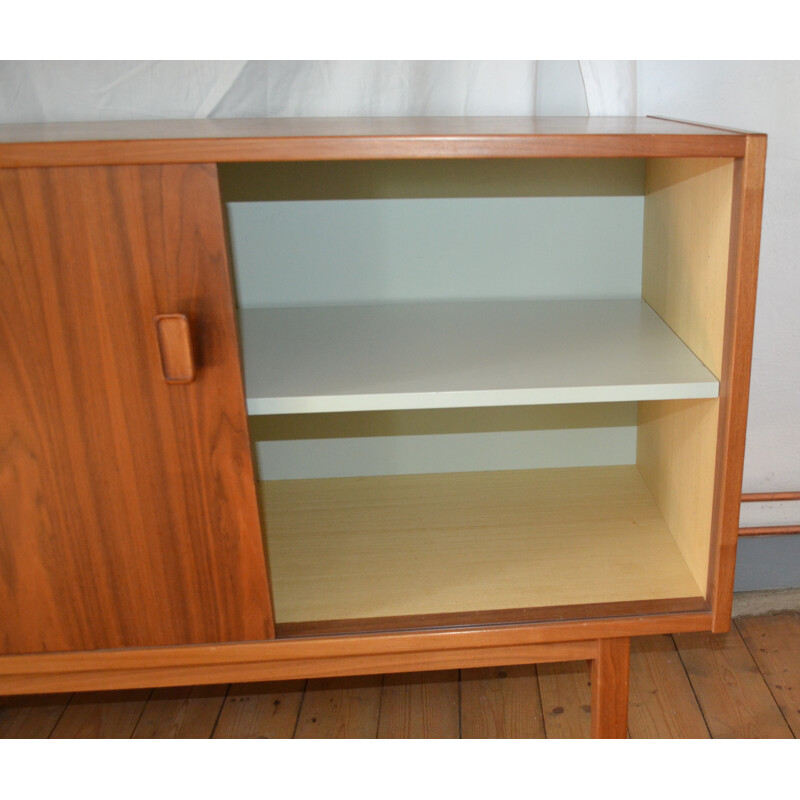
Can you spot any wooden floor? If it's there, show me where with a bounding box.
[2,613,798,738]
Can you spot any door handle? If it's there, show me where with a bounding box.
[154,313,195,384]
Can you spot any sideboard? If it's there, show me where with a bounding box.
[0,117,767,737]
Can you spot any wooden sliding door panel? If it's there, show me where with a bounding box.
[0,164,273,654]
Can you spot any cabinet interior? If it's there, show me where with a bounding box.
[217,155,734,633]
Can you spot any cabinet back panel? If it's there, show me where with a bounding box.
[250,404,637,480]
[227,196,644,307]
[0,165,273,654]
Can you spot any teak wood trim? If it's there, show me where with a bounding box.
[590,638,631,738]
[738,488,800,534]
[0,612,711,696]
[0,117,751,167]
[707,134,768,631]
[274,597,709,638]
[0,642,596,697]
[739,526,800,537]
[741,491,800,503]
[0,136,747,167]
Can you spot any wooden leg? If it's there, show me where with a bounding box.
[590,637,630,738]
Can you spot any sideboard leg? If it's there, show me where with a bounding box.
[590,637,630,738]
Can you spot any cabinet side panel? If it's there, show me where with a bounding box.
[639,158,735,606]
[636,399,719,593]
[0,165,273,654]
[707,136,767,629]
[642,158,734,378]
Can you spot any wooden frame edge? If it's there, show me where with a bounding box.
[739,490,800,534]
[591,637,631,738]
[0,134,747,168]
[0,612,711,696]
[275,597,708,638]
[707,134,768,631]
[742,491,800,502]
[739,526,800,537]
[0,641,597,696]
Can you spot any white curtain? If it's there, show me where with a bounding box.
[0,61,636,123]
[579,61,637,115]
[0,61,538,122]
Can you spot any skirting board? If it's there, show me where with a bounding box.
[732,588,800,617]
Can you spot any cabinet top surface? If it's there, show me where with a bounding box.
[0,116,760,167]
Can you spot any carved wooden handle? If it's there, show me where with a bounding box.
[154,314,195,384]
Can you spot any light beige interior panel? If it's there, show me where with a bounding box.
[639,157,734,598]
[642,158,734,378]
[637,398,720,595]
[263,466,703,623]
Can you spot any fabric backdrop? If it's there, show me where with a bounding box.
[0,60,636,122]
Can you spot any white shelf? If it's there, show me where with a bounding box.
[241,299,719,415]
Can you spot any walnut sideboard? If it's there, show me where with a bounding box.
[0,117,767,737]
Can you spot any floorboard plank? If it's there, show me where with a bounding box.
[49,689,151,738]
[377,671,460,738]
[212,680,305,739]
[537,661,592,739]
[294,675,382,738]
[628,635,709,738]
[460,664,545,738]
[674,628,793,738]
[131,684,228,739]
[0,693,72,738]
[736,613,800,737]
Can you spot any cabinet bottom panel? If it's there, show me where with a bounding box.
[274,597,708,637]
[261,465,706,628]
